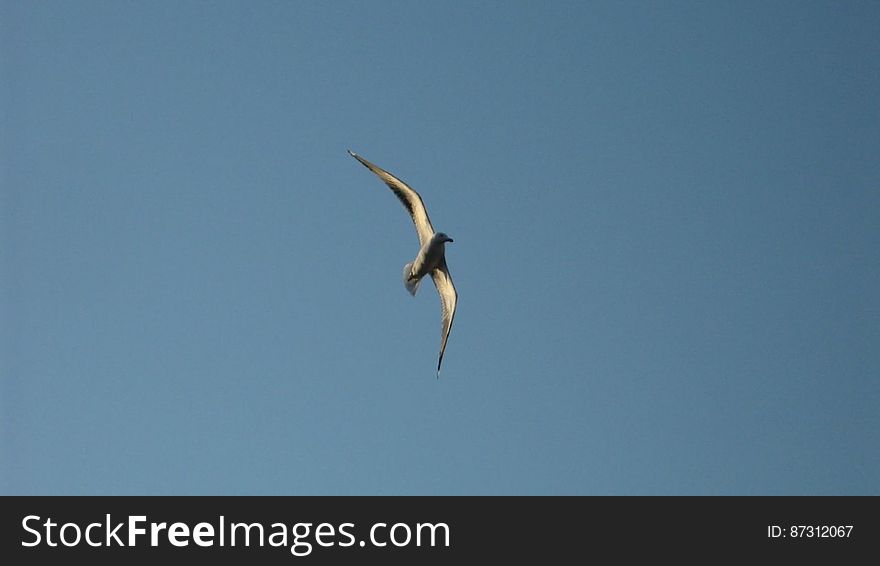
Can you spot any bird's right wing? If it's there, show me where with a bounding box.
[348,150,435,246]
[431,258,458,377]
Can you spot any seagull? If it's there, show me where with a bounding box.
[348,149,458,377]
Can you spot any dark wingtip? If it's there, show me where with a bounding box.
[348,150,372,170]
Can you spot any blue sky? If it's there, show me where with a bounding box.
[2,1,878,494]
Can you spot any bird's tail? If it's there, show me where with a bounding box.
[403,262,421,296]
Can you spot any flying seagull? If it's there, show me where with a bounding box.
[348,149,458,377]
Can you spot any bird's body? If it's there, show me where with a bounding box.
[404,232,452,296]
[348,150,457,376]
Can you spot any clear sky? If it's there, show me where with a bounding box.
[2,1,878,495]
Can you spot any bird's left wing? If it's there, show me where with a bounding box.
[348,150,435,247]
[431,258,458,377]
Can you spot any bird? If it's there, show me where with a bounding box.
[348,149,458,377]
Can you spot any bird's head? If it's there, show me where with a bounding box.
[434,232,454,244]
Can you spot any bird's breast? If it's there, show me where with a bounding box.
[412,240,445,278]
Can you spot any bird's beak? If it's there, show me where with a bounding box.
[446,237,454,243]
